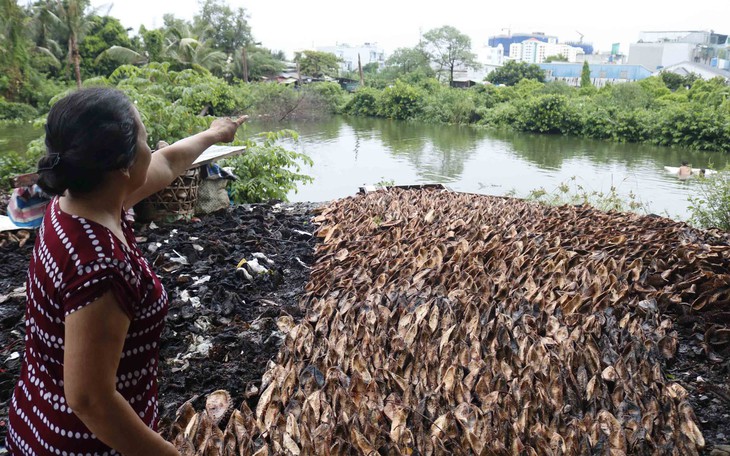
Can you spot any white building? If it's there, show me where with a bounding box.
[316,43,386,73]
[628,30,729,70]
[508,39,584,63]
[478,44,505,66]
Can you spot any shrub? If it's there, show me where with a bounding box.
[477,102,518,127]
[513,94,578,134]
[688,173,730,230]
[651,105,730,152]
[7,64,314,203]
[223,130,314,203]
[0,100,37,121]
[422,87,478,124]
[247,82,301,120]
[304,82,347,113]
[345,87,381,117]
[377,80,424,120]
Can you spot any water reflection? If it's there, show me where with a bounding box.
[368,118,487,181]
[0,123,42,155]
[493,129,729,172]
[275,116,721,217]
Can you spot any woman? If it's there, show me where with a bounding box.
[7,87,247,455]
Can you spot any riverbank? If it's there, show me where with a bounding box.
[0,193,729,454]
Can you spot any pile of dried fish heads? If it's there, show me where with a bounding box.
[173,189,730,455]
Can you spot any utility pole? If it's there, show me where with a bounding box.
[358,53,364,87]
[242,47,249,82]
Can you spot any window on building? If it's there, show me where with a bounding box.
[599,71,607,78]
[620,71,628,79]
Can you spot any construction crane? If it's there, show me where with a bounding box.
[576,31,584,44]
[502,27,511,37]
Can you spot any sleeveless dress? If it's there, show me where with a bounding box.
[7,197,169,455]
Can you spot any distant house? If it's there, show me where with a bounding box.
[655,61,730,81]
[316,43,386,73]
[450,78,481,89]
[336,77,361,92]
[539,63,653,87]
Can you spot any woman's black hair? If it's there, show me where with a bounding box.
[36,87,139,196]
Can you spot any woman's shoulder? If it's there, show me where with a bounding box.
[40,199,130,272]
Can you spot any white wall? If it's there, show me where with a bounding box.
[316,44,386,73]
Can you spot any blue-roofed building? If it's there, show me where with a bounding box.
[488,33,557,57]
[539,63,653,87]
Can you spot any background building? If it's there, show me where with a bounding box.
[487,32,558,57]
[540,63,652,87]
[509,39,585,63]
[628,30,729,71]
[316,43,386,73]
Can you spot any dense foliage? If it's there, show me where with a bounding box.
[343,75,730,153]
[223,130,313,203]
[1,64,320,202]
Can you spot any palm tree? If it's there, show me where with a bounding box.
[29,0,64,69]
[0,0,30,99]
[56,0,91,87]
[97,23,226,73]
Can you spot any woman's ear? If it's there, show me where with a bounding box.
[120,168,131,178]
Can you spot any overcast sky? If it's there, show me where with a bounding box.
[94,0,730,58]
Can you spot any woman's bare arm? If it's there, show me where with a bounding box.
[64,292,178,456]
[124,116,248,210]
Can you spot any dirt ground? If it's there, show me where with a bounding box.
[0,202,728,454]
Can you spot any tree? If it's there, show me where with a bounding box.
[233,46,285,80]
[0,0,31,100]
[140,27,165,62]
[193,0,252,55]
[294,50,341,78]
[421,25,478,84]
[544,54,568,63]
[384,47,433,76]
[362,62,379,74]
[98,17,227,73]
[54,0,95,88]
[580,61,591,88]
[486,60,545,86]
[25,2,64,79]
[79,15,132,76]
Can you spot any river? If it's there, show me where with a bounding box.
[3,116,726,219]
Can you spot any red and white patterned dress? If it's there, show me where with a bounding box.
[7,197,168,455]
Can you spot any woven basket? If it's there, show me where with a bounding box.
[135,167,201,221]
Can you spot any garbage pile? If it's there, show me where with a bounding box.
[171,188,730,455]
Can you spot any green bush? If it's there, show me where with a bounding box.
[303,82,347,113]
[513,94,578,134]
[0,100,37,121]
[223,130,314,203]
[345,87,381,117]
[422,87,478,124]
[0,142,44,190]
[689,173,730,230]
[247,82,300,119]
[477,102,518,128]
[651,105,730,152]
[377,80,424,120]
